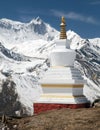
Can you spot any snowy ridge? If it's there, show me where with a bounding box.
[0,38,52,116]
[74,39,100,99]
[0,17,58,44]
[0,18,100,116]
[69,31,100,94]
[0,42,31,61]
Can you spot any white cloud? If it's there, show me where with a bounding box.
[51,10,100,25]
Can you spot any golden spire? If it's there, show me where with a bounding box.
[60,16,67,39]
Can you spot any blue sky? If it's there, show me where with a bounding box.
[0,0,100,38]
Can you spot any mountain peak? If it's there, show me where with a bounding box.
[36,16,42,22]
[0,17,58,43]
[30,17,43,25]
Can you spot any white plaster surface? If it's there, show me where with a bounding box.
[50,49,76,66]
[35,96,88,104]
[50,39,76,66]
[40,67,86,84]
[42,87,83,95]
[54,39,70,49]
[37,38,88,105]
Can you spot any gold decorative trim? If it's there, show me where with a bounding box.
[60,16,67,39]
[41,84,83,88]
[41,94,84,98]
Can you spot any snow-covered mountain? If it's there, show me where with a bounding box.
[0,17,58,45]
[0,17,100,117]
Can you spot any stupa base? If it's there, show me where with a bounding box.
[34,102,90,114]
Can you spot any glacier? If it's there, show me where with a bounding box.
[0,17,100,116]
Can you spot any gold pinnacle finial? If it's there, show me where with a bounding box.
[61,16,66,24]
[60,16,67,39]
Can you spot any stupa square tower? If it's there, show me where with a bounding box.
[34,17,89,114]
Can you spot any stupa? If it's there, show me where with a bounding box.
[34,17,89,114]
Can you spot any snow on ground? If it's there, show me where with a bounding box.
[0,39,53,116]
[0,17,100,116]
[5,39,54,58]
